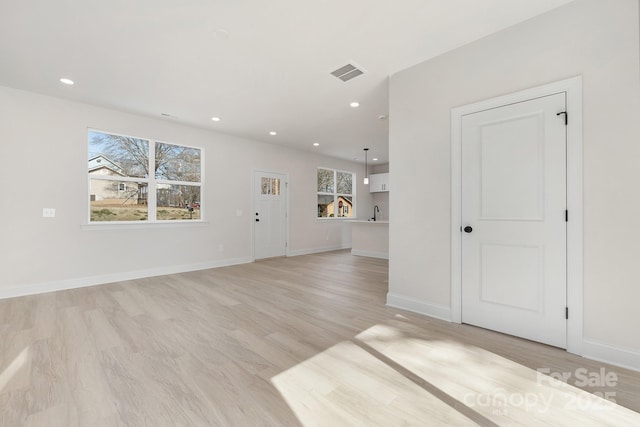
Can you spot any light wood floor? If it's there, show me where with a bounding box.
[1,250,639,426]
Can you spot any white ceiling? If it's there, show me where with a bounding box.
[0,0,575,164]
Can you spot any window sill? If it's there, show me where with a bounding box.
[81,220,209,231]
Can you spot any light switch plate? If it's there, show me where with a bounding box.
[42,208,56,218]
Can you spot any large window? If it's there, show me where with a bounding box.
[317,168,355,218]
[88,130,202,223]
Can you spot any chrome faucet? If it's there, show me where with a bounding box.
[373,205,380,221]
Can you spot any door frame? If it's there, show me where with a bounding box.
[450,76,583,355]
[252,169,290,260]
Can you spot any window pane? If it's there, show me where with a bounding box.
[317,195,334,218]
[155,142,201,182]
[337,171,353,194]
[90,179,148,221]
[157,184,201,220]
[261,177,281,196]
[261,177,271,195]
[337,196,353,218]
[317,168,334,193]
[88,131,149,178]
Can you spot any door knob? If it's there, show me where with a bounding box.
[464,226,473,233]
[255,218,260,222]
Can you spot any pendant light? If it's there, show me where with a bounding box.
[363,148,369,185]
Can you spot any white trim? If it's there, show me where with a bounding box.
[81,220,209,230]
[0,257,253,300]
[564,77,584,355]
[582,339,640,372]
[450,76,584,355]
[386,293,452,322]
[155,179,203,187]
[350,249,389,260]
[287,244,351,257]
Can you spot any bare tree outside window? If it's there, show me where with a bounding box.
[156,142,201,182]
[317,168,334,193]
[337,171,352,194]
[89,132,149,178]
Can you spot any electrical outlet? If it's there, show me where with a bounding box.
[42,208,56,218]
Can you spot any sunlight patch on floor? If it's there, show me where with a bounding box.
[355,323,640,426]
[0,346,30,392]
[270,322,640,426]
[271,340,477,426]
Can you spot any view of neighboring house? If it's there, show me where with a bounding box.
[88,155,147,205]
[318,196,353,218]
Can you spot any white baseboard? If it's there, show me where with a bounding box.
[351,249,389,260]
[582,338,640,372]
[288,244,350,257]
[386,293,452,322]
[0,257,253,300]
[387,294,640,373]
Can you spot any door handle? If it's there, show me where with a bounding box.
[256,218,260,222]
[464,226,473,233]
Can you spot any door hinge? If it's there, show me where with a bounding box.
[557,111,568,125]
[565,307,569,319]
[565,210,568,222]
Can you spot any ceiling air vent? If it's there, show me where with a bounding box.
[330,63,365,82]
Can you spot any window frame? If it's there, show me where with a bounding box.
[316,167,356,220]
[87,128,204,225]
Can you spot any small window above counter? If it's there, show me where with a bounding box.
[369,173,389,192]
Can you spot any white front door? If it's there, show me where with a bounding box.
[461,92,567,348]
[254,171,288,260]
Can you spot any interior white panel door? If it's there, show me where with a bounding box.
[254,171,287,260]
[461,92,567,348]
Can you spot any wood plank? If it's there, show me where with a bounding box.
[1,250,638,426]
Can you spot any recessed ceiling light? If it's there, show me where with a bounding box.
[211,117,221,122]
[350,102,360,108]
[313,142,320,146]
[269,131,277,136]
[373,158,379,161]
[59,78,74,85]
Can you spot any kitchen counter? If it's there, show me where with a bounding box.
[349,220,389,259]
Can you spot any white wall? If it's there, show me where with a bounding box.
[389,0,640,368]
[0,85,373,296]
